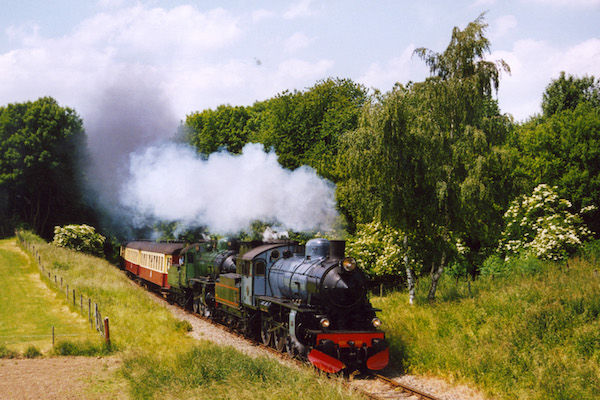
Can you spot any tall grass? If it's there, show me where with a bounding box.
[18,231,192,353]
[0,237,98,353]
[17,232,362,400]
[121,345,357,400]
[373,254,600,400]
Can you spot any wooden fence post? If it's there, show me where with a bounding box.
[104,317,110,347]
[95,303,99,330]
[52,326,55,347]
[73,289,76,306]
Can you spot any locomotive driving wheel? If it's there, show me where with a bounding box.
[274,328,286,352]
[260,318,273,346]
[285,335,297,358]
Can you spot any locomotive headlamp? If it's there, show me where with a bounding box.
[320,318,331,328]
[371,318,382,328]
[341,257,357,272]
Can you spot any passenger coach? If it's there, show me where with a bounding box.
[120,241,185,288]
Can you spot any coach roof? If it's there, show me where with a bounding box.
[125,241,186,254]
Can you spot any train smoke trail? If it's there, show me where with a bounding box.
[120,142,338,234]
[81,73,179,235]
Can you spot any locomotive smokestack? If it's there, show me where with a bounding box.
[329,240,345,260]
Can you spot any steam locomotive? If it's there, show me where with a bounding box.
[120,237,389,373]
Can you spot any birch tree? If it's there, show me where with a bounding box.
[337,15,514,302]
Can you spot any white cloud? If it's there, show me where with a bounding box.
[358,44,428,90]
[252,9,276,23]
[526,0,600,7]
[97,0,126,9]
[492,38,600,120]
[284,32,314,53]
[471,0,496,7]
[491,15,517,39]
[0,4,242,118]
[164,57,334,117]
[73,6,240,58]
[276,58,334,80]
[0,3,338,122]
[283,0,315,19]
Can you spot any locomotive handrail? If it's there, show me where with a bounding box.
[255,295,316,311]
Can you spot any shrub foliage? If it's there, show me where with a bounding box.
[498,184,594,261]
[52,224,105,256]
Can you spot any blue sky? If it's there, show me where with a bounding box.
[1,0,599,125]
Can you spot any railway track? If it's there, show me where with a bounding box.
[136,276,443,400]
[367,374,443,400]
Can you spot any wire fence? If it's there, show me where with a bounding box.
[14,233,111,347]
[1,332,81,347]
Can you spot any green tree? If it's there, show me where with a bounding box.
[185,78,367,183]
[541,71,600,118]
[337,15,514,301]
[253,78,368,181]
[185,105,252,155]
[0,97,92,238]
[510,80,600,234]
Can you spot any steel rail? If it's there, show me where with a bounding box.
[372,373,442,400]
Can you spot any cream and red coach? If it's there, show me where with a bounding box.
[120,241,185,288]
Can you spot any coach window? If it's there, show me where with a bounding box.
[254,260,266,276]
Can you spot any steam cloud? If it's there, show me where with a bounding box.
[121,142,338,233]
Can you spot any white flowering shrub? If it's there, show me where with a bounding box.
[346,221,408,277]
[52,224,106,257]
[498,184,594,261]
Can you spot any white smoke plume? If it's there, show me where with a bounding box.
[121,142,338,233]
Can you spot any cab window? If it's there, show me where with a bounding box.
[254,260,266,276]
[242,261,250,276]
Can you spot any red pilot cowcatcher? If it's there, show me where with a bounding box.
[308,349,346,373]
[308,331,389,373]
[366,347,389,370]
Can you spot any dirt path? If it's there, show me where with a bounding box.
[0,357,124,400]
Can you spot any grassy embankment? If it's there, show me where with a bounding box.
[12,232,362,400]
[0,238,97,356]
[373,248,600,400]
